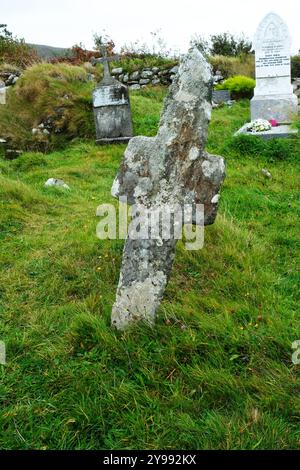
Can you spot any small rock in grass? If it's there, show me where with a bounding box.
[261,169,272,179]
[45,178,70,190]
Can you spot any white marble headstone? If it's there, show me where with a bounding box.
[251,12,298,122]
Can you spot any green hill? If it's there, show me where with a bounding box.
[28,43,72,59]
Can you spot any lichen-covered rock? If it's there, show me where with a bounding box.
[111,67,123,75]
[129,84,141,91]
[130,71,140,81]
[139,79,150,85]
[141,70,154,79]
[111,47,226,330]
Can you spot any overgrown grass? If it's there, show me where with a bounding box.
[209,54,255,79]
[0,97,299,450]
[0,63,167,153]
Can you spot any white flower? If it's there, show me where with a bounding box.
[246,119,271,133]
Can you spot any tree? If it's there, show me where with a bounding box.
[0,24,38,68]
[190,34,211,57]
[0,24,12,41]
[93,33,115,55]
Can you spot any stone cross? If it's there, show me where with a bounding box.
[251,12,298,123]
[91,45,120,85]
[110,47,226,330]
[91,44,133,144]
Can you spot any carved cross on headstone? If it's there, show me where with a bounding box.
[91,44,120,85]
[110,47,226,330]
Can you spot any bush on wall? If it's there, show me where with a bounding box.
[0,24,38,68]
[216,75,256,99]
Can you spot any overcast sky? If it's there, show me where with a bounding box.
[1,0,299,54]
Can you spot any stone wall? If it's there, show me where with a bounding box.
[111,65,179,89]
[0,71,21,87]
[110,65,227,90]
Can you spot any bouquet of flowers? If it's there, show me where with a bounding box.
[246,119,272,133]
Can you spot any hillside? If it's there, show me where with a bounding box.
[28,43,72,59]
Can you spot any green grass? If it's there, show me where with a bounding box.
[0,96,299,450]
[0,62,168,153]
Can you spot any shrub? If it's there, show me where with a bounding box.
[291,55,300,79]
[0,24,38,68]
[0,63,94,151]
[216,75,256,99]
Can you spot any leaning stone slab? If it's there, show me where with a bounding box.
[110,47,226,330]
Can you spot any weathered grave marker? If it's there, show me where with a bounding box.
[91,45,133,144]
[110,47,226,329]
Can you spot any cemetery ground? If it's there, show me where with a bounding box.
[0,88,299,450]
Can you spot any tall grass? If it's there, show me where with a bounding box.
[0,97,299,449]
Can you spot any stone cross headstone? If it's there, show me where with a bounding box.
[110,47,226,330]
[251,12,298,123]
[91,45,133,144]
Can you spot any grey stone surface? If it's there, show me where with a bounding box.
[212,89,231,104]
[110,47,226,330]
[141,70,153,79]
[129,84,141,90]
[139,79,150,85]
[111,67,123,75]
[158,69,170,77]
[251,94,298,122]
[251,12,298,123]
[169,66,179,74]
[91,46,133,144]
[130,71,140,81]
[152,78,161,85]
